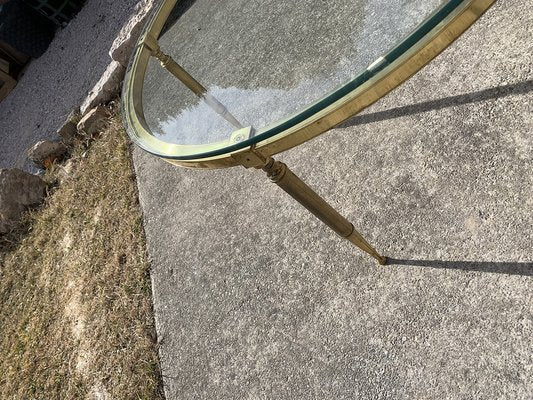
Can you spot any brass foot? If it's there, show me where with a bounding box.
[346,227,387,265]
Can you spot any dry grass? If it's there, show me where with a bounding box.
[0,107,164,399]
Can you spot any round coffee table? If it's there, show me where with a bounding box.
[122,0,496,264]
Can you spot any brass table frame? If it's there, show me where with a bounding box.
[122,0,497,263]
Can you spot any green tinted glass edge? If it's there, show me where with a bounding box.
[125,0,465,161]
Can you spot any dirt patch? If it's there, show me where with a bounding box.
[0,108,164,398]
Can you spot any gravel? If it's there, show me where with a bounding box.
[0,0,140,172]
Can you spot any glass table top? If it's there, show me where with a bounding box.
[122,0,494,166]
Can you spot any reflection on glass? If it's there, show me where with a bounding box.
[142,0,444,145]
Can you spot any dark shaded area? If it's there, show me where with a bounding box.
[0,1,56,58]
[160,0,198,36]
[22,0,86,26]
[341,80,533,127]
[387,258,533,277]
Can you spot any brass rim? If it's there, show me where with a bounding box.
[122,0,496,169]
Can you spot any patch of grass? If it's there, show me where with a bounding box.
[0,107,164,399]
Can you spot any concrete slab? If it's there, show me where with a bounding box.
[133,2,532,398]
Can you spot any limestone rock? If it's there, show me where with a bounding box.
[0,169,46,233]
[57,108,81,145]
[77,106,110,136]
[80,61,125,115]
[57,121,78,144]
[28,140,68,168]
[109,0,155,67]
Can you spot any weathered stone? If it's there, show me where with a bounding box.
[57,121,78,144]
[28,140,68,168]
[109,0,155,67]
[77,106,110,136]
[0,169,46,233]
[80,61,126,115]
[57,108,82,145]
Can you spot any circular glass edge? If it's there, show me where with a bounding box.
[121,0,496,169]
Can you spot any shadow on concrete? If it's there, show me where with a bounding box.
[340,80,533,127]
[387,258,533,277]
[161,0,198,36]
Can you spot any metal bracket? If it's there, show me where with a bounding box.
[231,145,269,169]
[229,126,254,144]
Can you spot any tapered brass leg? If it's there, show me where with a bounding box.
[261,157,387,265]
[143,34,243,129]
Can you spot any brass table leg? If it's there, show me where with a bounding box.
[261,157,387,265]
[144,34,243,130]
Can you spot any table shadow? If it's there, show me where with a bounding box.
[160,0,198,36]
[340,80,533,127]
[386,258,533,277]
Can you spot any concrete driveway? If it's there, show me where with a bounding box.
[133,1,532,399]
